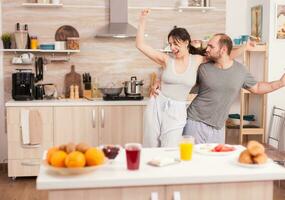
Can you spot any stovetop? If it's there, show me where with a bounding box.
[103,95,144,101]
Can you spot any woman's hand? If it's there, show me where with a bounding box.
[140,9,150,21]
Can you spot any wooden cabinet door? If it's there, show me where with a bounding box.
[54,107,99,146]
[98,106,143,145]
[7,107,53,160]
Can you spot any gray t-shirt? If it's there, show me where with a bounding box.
[187,60,257,129]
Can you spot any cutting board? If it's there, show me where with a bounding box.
[64,65,82,98]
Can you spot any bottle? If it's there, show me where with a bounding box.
[69,85,75,99]
[30,36,38,49]
[24,24,31,49]
[74,85,79,99]
[16,23,20,31]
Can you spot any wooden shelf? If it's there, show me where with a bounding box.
[233,44,267,52]
[22,3,63,8]
[0,49,80,54]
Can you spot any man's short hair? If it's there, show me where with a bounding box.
[214,33,233,55]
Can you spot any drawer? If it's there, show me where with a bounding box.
[8,141,52,159]
[8,159,40,177]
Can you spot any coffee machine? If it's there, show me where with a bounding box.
[12,69,35,101]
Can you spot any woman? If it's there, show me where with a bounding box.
[136,9,252,147]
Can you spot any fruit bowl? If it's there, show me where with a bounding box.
[101,145,121,160]
[43,160,106,175]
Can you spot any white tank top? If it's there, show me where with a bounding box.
[161,55,199,101]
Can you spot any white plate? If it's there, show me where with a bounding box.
[195,143,238,156]
[233,158,273,168]
[43,160,105,175]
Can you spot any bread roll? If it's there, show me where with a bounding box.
[239,150,253,164]
[253,153,268,164]
[76,143,90,153]
[66,142,76,154]
[247,141,265,156]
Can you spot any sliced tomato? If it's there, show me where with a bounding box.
[220,146,235,152]
[213,144,224,152]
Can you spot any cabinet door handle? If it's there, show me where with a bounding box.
[150,192,158,200]
[173,191,181,200]
[101,108,105,128]
[92,109,96,128]
[21,161,40,166]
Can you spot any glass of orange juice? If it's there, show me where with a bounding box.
[179,135,194,161]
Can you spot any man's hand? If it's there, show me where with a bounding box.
[245,40,256,51]
[149,80,161,97]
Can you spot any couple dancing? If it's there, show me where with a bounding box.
[136,9,285,147]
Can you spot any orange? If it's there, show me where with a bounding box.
[65,151,86,168]
[85,147,105,166]
[50,150,67,168]
[47,146,59,164]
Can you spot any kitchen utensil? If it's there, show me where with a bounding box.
[99,87,123,97]
[64,65,82,98]
[20,53,34,64]
[35,57,44,83]
[124,76,144,96]
[55,25,79,41]
[39,43,55,50]
[35,84,45,100]
[14,30,28,49]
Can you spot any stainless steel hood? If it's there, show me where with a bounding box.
[95,0,136,38]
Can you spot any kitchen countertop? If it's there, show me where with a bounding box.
[36,147,285,190]
[5,98,149,107]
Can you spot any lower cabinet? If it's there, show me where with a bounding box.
[54,106,99,146]
[49,186,166,200]
[54,105,144,146]
[7,105,144,177]
[7,107,53,177]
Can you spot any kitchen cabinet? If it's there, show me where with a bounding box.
[7,107,53,177]
[54,105,144,146]
[49,186,165,200]
[98,106,143,145]
[54,106,99,146]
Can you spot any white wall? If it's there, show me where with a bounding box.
[227,0,285,146]
[0,1,7,163]
[267,0,285,149]
[226,0,248,39]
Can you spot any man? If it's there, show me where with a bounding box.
[183,33,285,143]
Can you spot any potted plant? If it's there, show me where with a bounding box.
[1,32,12,49]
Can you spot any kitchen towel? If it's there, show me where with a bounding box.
[20,109,30,145]
[29,110,43,145]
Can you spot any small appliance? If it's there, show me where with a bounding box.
[12,69,35,101]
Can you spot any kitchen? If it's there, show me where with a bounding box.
[1,0,285,200]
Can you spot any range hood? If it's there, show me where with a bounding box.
[95,0,136,38]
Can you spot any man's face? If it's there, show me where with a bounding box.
[205,36,222,61]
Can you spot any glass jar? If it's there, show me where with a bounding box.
[66,37,80,50]
[30,36,38,49]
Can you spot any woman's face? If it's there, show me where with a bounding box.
[168,36,189,58]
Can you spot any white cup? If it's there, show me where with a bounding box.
[20,53,34,64]
[54,41,66,50]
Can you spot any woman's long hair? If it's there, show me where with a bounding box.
[167,26,206,56]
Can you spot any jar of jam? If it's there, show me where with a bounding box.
[30,36,38,49]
